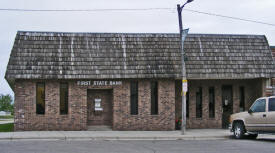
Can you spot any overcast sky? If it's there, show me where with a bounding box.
[0,0,275,96]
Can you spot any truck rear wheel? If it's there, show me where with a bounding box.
[233,122,245,139]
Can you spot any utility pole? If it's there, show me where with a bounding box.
[177,0,194,135]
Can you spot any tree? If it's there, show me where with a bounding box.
[0,94,13,113]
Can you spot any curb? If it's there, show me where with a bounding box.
[0,135,230,141]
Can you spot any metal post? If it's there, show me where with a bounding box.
[177,0,193,135]
[181,81,186,134]
[177,4,183,35]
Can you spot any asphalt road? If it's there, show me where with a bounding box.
[0,139,275,153]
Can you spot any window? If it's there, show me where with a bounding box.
[268,98,275,112]
[209,87,215,118]
[36,82,45,114]
[250,99,266,113]
[130,81,138,115]
[266,78,271,88]
[186,91,189,118]
[60,83,68,114]
[151,81,158,115]
[196,87,202,118]
[239,87,245,112]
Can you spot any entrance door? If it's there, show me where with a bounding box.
[87,90,113,126]
[222,86,233,128]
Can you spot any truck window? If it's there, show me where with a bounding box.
[268,98,275,112]
[250,99,266,112]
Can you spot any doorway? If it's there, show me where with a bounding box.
[87,89,113,127]
[222,85,233,128]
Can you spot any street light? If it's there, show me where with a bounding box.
[177,0,194,34]
[177,0,194,135]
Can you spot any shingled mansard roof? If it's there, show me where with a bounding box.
[5,31,275,85]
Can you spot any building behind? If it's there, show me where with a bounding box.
[266,46,275,96]
[5,31,275,131]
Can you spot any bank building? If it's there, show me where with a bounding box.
[5,31,275,131]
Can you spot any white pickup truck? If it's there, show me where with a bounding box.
[229,96,275,139]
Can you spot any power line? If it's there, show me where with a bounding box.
[0,7,274,27]
[0,8,172,12]
[184,9,275,27]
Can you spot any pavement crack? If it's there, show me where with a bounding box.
[140,144,157,153]
[119,140,157,153]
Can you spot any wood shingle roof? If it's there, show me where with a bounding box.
[5,31,275,82]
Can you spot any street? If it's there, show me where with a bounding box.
[0,138,275,153]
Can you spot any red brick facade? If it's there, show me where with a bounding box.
[266,47,275,96]
[14,79,175,131]
[175,79,266,129]
[14,78,268,131]
[272,47,275,90]
[113,80,175,130]
[271,47,275,58]
[14,81,87,131]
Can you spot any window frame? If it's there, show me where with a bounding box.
[36,82,45,115]
[239,86,245,112]
[130,81,138,115]
[150,81,158,115]
[186,91,189,118]
[266,78,272,88]
[196,87,203,118]
[60,82,69,115]
[209,87,215,118]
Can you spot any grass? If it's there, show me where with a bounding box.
[0,123,14,132]
[0,115,14,119]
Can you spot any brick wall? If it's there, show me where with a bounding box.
[14,81,87,131]
[15,78,264,130]
[175,79,265,129]
[14,79,175,131]
[271,47,275,58]
[113,80,175,131]
[272,47,275,95]
[265,47,275,96]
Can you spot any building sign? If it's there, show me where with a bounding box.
[77,81,91,86]
[182,79,188,92]
[77,80,122,86]
[94,98,103,111]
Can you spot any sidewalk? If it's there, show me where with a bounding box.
[0,129,231,141]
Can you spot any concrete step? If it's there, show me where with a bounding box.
[87,125,112,131]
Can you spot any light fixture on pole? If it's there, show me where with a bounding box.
[177,0,194,135]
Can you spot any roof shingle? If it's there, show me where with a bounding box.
[5,31,275,82]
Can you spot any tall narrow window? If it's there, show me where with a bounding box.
[196,87,202,118]
[239,87,245,112]
[209,87,215,118]
[36,82,45,114]
[186,91,189,118]
[151,81,158,115]
[130,81,138,115]
[60,83,68,114]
